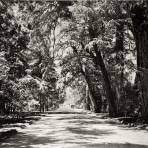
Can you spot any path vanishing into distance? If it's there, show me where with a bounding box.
[0,109,148,148]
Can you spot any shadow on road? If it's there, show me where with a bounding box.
[83,143,148,148]
[0,132,60,148]
[67,127,114,136]
[0,113,148,148]
[1,133,148,148]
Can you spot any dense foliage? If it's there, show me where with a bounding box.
[0,1,60,114]
[1,0,148,120]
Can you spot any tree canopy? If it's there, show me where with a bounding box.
[1,0,148,120]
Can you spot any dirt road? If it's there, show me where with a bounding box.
[0,111,148,148]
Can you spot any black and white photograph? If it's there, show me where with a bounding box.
[0,0,148,147]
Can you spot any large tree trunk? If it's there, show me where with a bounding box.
[72,46,102,113]
[131,4,148,118]
[87,23,118,117]
[114,21,125,116]
[93,44,118,117]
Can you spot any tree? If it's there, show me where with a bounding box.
[130,2,148,118]
[60,1,118,116]
[16,1,62,111]
[0,1,29,114]
[59,42,103,112]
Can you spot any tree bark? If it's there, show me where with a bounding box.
[87,23,118,117]
[114,21,125,116]
[131,4,148,118]
[84,85,91,111]
[93,44,118,117]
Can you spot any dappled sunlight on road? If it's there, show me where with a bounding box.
[0,112,148,148]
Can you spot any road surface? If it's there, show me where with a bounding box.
[0,110,148,148]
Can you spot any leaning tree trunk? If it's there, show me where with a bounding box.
[84,68,102,113]
[72,46,102,113]
[131,4,148,118]
[87,24,117,117]
[93,44,118,117]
